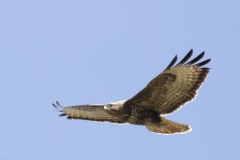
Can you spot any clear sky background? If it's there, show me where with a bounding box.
[0,1,239,160]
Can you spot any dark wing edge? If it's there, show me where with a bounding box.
[165,49,211,70]
[164,49,193,71]
[52,101,126,124]
[164,55,178,70]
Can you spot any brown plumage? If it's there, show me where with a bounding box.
[52,49,211,135]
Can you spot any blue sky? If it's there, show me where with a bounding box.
[0,1,239,160]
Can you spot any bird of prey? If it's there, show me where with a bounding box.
[52,49,211,135]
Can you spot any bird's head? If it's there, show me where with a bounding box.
[104,100,126,112]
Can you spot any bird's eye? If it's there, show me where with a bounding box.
[108,104,112,107]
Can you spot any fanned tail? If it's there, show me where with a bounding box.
[146,117,191,135]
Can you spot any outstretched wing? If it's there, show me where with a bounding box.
[52,101,126,124]
[126,49,211,115]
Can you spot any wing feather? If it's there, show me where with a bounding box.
[164,55,178,70]
[185,51,204,65]
[194,59,211,67]
[52,101,125,124]
[176,49,193,66]
[126,49,211,115]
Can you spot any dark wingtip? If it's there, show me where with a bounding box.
[59,113,68,117]
[52,103,58,108]
[52,101,64,109]
[164,49,211,71]
[176,49,193,66]
[186,51,205,65]
[56,101,64,108]
[194,58,211,67]
[164,55,178,70]
[56,101,60,106]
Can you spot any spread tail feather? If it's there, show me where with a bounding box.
[146,117,191,135]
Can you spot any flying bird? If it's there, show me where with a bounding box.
[52,49,211,135]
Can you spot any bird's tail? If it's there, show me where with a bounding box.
[146,117,191,135]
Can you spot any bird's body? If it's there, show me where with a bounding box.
[108,101,161,125]
[53,49,211,135]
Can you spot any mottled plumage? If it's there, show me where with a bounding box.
[52,49,211,135]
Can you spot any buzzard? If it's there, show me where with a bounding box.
[52,49,211,135]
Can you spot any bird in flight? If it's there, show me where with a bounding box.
[52,49,211,135]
